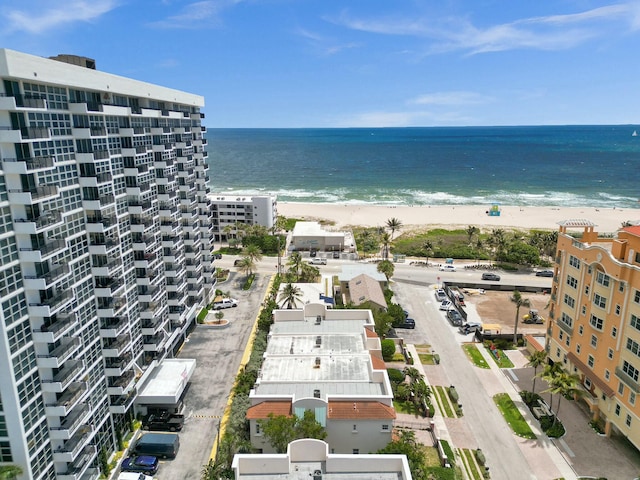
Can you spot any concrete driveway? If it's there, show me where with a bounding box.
[156,272,272,480]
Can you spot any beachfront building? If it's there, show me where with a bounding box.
[290,221,354,256]
[209,194,277,243]
[232,438,412,479]
[0,48,211,479]
[547,220,640,450]
[246,304,395,454]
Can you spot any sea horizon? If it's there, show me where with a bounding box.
[205,125,640,209]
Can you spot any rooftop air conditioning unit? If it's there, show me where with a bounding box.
[313,470,322,480]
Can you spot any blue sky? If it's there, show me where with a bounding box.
[1,1,640,128]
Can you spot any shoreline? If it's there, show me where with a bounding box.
[277,202,640,233]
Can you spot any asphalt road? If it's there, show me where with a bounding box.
[392,281,540,480]
[156,271,272,480]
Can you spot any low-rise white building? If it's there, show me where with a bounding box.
[246,304,395,454]
[209,194,277,242]
[232,438,412,479]
[290,221,352,254]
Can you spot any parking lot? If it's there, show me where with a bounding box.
[154,272,272,480]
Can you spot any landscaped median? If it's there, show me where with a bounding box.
[462,344,490,369]
[493,393,536,439]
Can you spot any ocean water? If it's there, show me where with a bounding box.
[205,125,640,208]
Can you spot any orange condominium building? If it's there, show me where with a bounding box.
[547,219,640,450]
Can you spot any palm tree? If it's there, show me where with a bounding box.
[423,240,433,266]
[377,260,395,281]
[466,225,479,243]
[299,263,320,282]
[544,371,583,426]
[488,228,506,262]
[279,283,303,309]
[386,217,403,239]
[242,244,263,264]
[403,366,422,384]
[236,256,256,278]
[0,465,23,480]
[287,252,303,277]
[222,224,234,247]
[526,350,547,394]
[510,290,530,345]
[539,362,563,411]
[381,232,392,260]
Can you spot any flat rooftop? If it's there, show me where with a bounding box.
[254,380,385,398]
[137,358,196,404]
[266,334,365,356]
[237,461,403,480]
[270,317,369,335]
[258,354,371,383]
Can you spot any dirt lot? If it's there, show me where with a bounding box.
[463,289,551,335]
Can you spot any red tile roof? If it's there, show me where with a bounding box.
[246,401,292,419]
[370,351,386,370]
[328,401,396,420]
[365,328,378,338]
[622,226,640,236]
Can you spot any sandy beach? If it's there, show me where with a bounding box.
[277,202,640,233]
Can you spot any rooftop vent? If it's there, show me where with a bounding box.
[313,470,322,480]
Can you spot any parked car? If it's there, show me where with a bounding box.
[121,456,159,475]
[233,259,242,266]
[439,265,456,272]
[439,300,452,311]
[481,272,501,281]
[213,253,222,259]
[143,412,184,432]
[118,473,154,480]
[396,318,415,329]
[131,433,180,460]
[308,258,327,265]
[435,289,446,301]
[446,309,463,326]
[459,322,482,334]
[333,251,340,259]
[310,248,317,257]
[212,298,238,310]
[536,270,554,277]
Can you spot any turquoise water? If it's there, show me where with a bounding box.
[205,125,640,208]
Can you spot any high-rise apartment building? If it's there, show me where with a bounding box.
[0,49,213,479]
[547,220,640,450]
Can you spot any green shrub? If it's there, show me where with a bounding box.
[448,386,459,403]
[520,390,542,407]
[387,368,405,384]
[545,421,565,438]
[381,339,396,361]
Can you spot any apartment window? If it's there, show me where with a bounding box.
[560,313,573,329]
[612,326,618,338]
[582,306,587,316]
[585,285,590,296]
[608,348,614,359]
[564,294,576,308]
[579,325,584,335]
[353,449,360,454]
[584,378,592,389]
[626,414,632,428]
[634,290,640,304]
[565,336,571,347]
[616,304,621,315]
[0,441,11,462]
[590,314,604,331]
[593,293,607,309]
[630,392,636,406]
[567,275,578,289]
[622,360,639,382]
[619,283,625,293]
[556,348,561,358]
[631,315,640,332]
[382,424,390,431]
[588,355,595,368]
[605,369,611,381]
[559,330,564,341]
[615,403,621,416]
[255,423,260,434]
[576,344,581,354]
[626,338,640,359]
[591,335,598,348]
[353,424,357,432]
[619,383,625,395]
[596,271,610,287]
[569,255,581,269]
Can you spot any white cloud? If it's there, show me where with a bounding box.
[330,2,640,55]
[2,0,117,34]
[150,0,242,29]
[410,91,493,106]
[294,26,361,56]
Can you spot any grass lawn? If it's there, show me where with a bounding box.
[391,353,405,362]
[458,448,485,480]
[462,344,490,369]
[487,348,515,368]
[419,353,436,364]
[393,400,422,416]
[493,393,536,439]
[433,386,455,418]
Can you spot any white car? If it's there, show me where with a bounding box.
[308,258,327,265]
[439,265,456,272]
[118,473,153,480]
[439,300,452,311]
[212,298,239,309]
[435,289,446,301]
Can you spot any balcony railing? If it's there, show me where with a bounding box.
[615,367,640,393]
[2,155,55,170]
[24,264,69,285]
[46,381,86,409]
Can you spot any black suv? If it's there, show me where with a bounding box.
[446,309,463,326]
[396,318,415,329]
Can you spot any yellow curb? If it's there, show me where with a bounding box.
[209,275,276,463]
